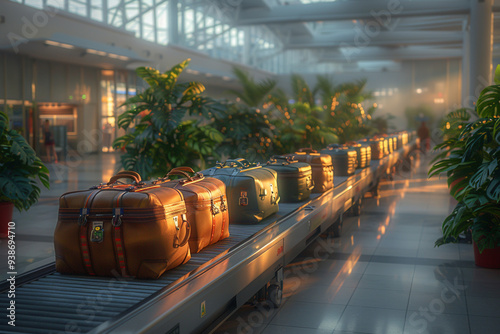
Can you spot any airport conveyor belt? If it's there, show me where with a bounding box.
[0,143,416,334]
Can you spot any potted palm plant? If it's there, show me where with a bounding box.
[112,60,225,179]
[429,78,500,268]
[0,111,50,237]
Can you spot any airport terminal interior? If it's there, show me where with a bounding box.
[1,0,500,333]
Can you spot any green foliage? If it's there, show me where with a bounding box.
[213,103,276,162]
[324,79,378,143]
[0,111,50,211]
[273,102,338,153]
[113,60,224,179]
[228,67,276,107]
[291,74,316,106]
[429,72,500,253]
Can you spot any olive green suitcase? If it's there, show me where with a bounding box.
[265,156,314,203]
[288,148,334,193]
[201,159,280,224]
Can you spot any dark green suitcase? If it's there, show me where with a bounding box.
[265,156,314,203]
[201,158,279,224]
[321,147,358,176]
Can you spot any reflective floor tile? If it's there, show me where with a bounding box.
[407,291,467,315]
[262,324,334,334]
[289,284,355,305]
[213,303,278,334]
[335,305,406,334]
[403,312,470,334]
[469,315,500,334]
[270,301,345,330]
[466,296,500,317]
[364,262,415,278]
[357,273,413,291]
[465,280,500,298]
[373,247,418,258]
[461,267,500,284]
[348,288,410,310]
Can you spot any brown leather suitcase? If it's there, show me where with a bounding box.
[158,167,229,253]
[290,148,334,193]
[54,171,191,279]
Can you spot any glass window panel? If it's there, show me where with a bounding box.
[46,0,64,9]
[157,30,168,45]
[185,9,195,34]
[156,3,168,29]
[24,0,43,8]
[143,25,155,42]
[91,9,103,21]
[125,20,141,38]
[68,0,87,16]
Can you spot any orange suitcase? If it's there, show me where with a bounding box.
[158,167,229,253]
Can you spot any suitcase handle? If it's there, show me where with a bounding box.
[116,170,142,180]
[174,215,191,248]
[224,158,251,168]
[170,166,195,174]
[297,148,317,153]
[107,172,141,185]
[167,170,204,183]
[270,155,297,164]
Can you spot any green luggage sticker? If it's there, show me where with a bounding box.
[91,221,104,243]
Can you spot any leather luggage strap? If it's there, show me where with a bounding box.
[220,194,227,238]
[112,192,129,277]
[78,190,101,276]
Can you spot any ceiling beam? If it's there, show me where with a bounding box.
[236,0,471,25]
[286,31,463,49]
[317,46,463,62]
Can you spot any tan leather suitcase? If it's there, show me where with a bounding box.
[54,171,191,279]
[158,167,229,253]
[290,148,334,193]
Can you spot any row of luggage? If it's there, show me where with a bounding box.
[54,131,410,279]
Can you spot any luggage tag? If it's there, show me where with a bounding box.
[239,191,248,206]
[91,221,104,243]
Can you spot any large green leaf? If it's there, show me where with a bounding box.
[477,85,500,118]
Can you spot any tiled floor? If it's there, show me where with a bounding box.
[1,152,499,334]
[215,154,500,334]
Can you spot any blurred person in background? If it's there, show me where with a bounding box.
[417,121,430,153]
[44,119,58,163]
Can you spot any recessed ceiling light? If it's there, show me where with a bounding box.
[45,40,75,49]
[87,49,107,56]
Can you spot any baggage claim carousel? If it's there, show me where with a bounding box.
[0,143,415,334]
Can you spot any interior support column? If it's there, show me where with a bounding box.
[461,26,470,107]
[469,0,493,106]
